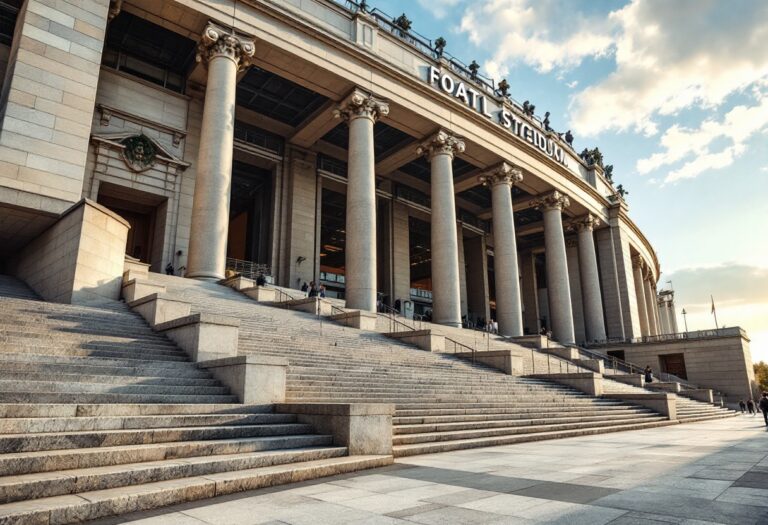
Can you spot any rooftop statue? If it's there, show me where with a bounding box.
[522,100,535,116]
[394,13,412,32]
[604,164,614,182]
[469,60,480,80]
[564,129,574,146]
[616,184,628,198]
[498,78,510,97]
[543,111,551,131]
[434,36,446,58]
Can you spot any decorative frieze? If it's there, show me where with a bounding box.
[417,129,465,159]
[196,23,255,71]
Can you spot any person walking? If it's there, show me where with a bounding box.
[747,398,756,416]
[758,393,768,427]
[739,399,747,413]
[644,365,653,384]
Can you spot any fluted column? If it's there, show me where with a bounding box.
[632,257,649,336]
[417,130,465,327]
[534,191,575,344]
[333,89,389,311]
[573,215,606,342]
[187,24,255,280]
[643,274,659,336]
[479,163,523,336]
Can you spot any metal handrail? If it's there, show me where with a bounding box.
[225,257,270,280]
[274,287,299,303]
[444,337,475,363]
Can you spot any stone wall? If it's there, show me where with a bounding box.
[10,198,129,304]
[609,334,756,400]
[0,0,109,211]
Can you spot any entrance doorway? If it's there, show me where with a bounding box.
[97,182,168,271]
[227,161,272,269]
[660,353,688,380]
[319,188,346,299]
[409,216,432,319]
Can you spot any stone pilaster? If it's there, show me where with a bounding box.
[417,130,465,327]
[187,23,255,280]
[632,256,649,337]
[533,191,575,344]
[334,89,389,311]
[572,215,607,342]
[643,271,659,336]
[478,162,524,336]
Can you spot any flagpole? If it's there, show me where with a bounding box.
[711,295,719,330]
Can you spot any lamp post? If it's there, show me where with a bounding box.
[681,308,688,333]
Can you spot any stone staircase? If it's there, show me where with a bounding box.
[602,376,736,422]
[146,274,679,457]
[0,275,388,524]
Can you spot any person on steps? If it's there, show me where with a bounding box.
[739,399,747,413]
[758,393,768,427]
[256,273,266,287]
[318,284,326,298]
[747,398,756,415]
[308,281,318,298]
[644,365,653,384]
[301,282,309,296]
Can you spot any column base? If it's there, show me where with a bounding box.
[437,320,462,328]
[186,271,224,281]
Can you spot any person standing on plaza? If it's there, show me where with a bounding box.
[739,399,747,413]
[758,393,768,427]
[644,365,653,384]
[747,398,756,416]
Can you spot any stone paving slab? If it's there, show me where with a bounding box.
[89,417,768,524]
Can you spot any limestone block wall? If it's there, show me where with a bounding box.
[613,335,756,400]
[0,0,109,211]
[520,251,539,334]
[280,146,318,288]
[391,201,410,306]
[10,198,129,304]
[465,236,490,323]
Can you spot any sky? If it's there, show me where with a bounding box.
[373,0,768,360]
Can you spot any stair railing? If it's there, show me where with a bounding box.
[444,337,476,364]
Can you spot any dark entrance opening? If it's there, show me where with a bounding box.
[409,216,432,318]
[319,188,346,299]
[97,182,167,271]
[227,161,272,267]
[660,353,688,380]
[607,350,626,361]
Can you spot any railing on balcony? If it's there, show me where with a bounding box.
[586,327,745,347]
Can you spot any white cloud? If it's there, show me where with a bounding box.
[416,0,463,20]
[636,91,768,183]
[457,0,615,79]
[570,0,768,136]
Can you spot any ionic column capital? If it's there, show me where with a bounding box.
[533,190,570,212]
[333,88,390,123]
[570,214,601,233]
[196,23,255,71]
[417,129,465,160]
[478,162,523,187]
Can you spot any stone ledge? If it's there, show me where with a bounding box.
[199,355,289,369]
[529,372,602,396]
[275,403,395,417]
[328,310,377,330]
[155,313,240,332]
[602,392,677,420]
[383,330,445,352]
[127,292,187,308]
[275,403,394,455]
[454,350,524,375]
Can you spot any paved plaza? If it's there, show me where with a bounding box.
[91,416,768,525]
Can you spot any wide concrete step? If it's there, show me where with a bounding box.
[394,412,659,433]
[0,353,203,372]
[0,413,298,434]
[678,412,738,423]
[0,404,273,419]
[286,385,577,395]
[0,379,228,396]
[394,406,650,422]
[0,434,336,476]
[0,454,392,524]
[0,345,189,362]
[393,419,676,457]
[0,391,238,404]
[393,416,665,445]
[0,324,176,346]
[393,400,624,410]
[0,370,220,387]
[0,446,347,504]
[0,423,316,453]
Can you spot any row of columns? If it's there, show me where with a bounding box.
[632,256,660,337]
[180,25,616,345]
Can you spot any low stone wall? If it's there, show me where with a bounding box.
[600,335,756,400]
[9,199,129,305]
[529,373,603,396]
[454,350,524,375]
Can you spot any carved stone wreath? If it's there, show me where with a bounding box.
[120,135,157,172]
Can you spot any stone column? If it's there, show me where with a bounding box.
[187,24,255,280]
[534,191,575,344]
[632,257,649,337]
[479,163,524,336]
[644,274,659,336]
[417,130,465,327]
[573,215,607,343]
[333,89,390,311]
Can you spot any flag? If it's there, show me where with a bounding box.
[711,295,715,315]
